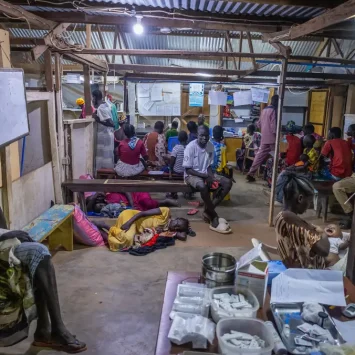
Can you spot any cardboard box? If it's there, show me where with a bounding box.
[234,246,269,306]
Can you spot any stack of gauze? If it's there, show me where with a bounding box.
[221,330,266,349]
[213,292,252,317]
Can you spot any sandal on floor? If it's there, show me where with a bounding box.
[188,201,204,207]
[187,209,199,215]
[209,223,232,234]
[33,338,87,354]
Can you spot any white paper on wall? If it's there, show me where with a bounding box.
[209,91,227,106]
[251,87,270,103]
[233,90,253,106]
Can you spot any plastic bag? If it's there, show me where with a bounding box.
[168,313,216,349]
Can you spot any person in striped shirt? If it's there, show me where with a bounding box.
[169,130,188,178]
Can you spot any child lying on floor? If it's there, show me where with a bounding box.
[324,224,350,266]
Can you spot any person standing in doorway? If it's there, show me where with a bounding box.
[92,89,115,173]
[246,95,279,182]
[165,120,179,142]
[198,114,209,127]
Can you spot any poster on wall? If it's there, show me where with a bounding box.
[137,83,181,116]
[189,83,204,107]
[251,87,270,103]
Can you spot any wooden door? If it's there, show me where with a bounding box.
[307,90,329,136]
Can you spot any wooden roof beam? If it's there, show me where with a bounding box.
[0,0,107,71]
[0,0,56,29]
[265,0,355,42]
[29,11,282,33]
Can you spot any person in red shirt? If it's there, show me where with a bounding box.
[321,127,353,180]
[285,133,303,166]
[114,124,148,177]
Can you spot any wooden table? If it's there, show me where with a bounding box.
[155,271,355,355]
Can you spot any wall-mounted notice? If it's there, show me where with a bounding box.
[233,90,253,106]
[189,83,204,107]
[251,87,270,103]
[208,91,227,106]
[137,83,181,116]
[0,69,29,148]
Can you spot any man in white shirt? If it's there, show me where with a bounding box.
[183,125,232,233]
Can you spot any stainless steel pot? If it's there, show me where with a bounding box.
[201,252,236,288]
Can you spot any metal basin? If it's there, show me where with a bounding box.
[201,253,236,287]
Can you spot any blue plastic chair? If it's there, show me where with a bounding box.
[168,136,179,153]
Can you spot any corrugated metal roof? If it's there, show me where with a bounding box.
[9,27,353,73]
[21,2,325,19]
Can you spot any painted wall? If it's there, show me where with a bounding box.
[20,101,52,175]
[71,123,89,179]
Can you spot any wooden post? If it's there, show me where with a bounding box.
[47,93,63,203]
[44,49,53,92]
[97,25,110,63]
[238,31,243,71]
[0,147,12,228]
[246,32,257,70]
[225,34,228,70]
[86,24,92,49]
[103,73,107,97]
[54,53,65,183]
[226,31,237,70]
[83,65,92,116]
[268,58,288,227]
[346,200,355,283]
[0,29,13,227]
[123,79,128,113]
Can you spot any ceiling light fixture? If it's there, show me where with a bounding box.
[133,15,144,35]
[196,72,213,77]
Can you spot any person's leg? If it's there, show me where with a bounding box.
[333,178,355,228]
[33,285,51,343]
[275,171,287,204]
[236,149,243,171]
[13,243,86,351]
[186,176,218,227]
[158,199,180,207]
[212,176,233,207]
[198,183,219,228]
[247,144,273,179]
[34,257,86,351]
[333,178,355,214]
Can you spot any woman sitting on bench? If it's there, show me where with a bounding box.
[0,208,86,352]
[108,207,189,251]
[114,124,148,177]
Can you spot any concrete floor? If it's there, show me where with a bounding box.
[1,172,343,355]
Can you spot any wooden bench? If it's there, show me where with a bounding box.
[22,205,74,251]
[96,168,184,180]
[313,180,335,223]
[62,179,192,213]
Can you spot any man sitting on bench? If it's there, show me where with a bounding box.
[0,208,86,352]
[183,125,232,234]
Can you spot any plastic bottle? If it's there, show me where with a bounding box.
[237,128,242,137]
[265,321,288,355]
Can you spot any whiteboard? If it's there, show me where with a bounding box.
[0,69,29,147]
[137,83,181,116]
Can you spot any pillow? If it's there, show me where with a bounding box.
[73,206,105,247]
